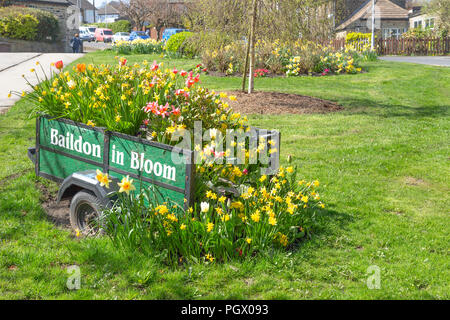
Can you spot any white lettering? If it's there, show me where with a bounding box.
[48,128,101,158]
[163,164,176,181]
[130,151,139,170]
[74,135,82,153]
[144,159,153,174]
[154,162,162,176]
[82,141,91,155]
[50,128,58,145]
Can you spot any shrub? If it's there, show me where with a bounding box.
[165,31,195,57]
[346,32,372,44]
[0,6,59,41]
[401,27,447,39]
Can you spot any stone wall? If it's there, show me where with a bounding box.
[12,2,78,52]
[30,2,78,52]
[0,37,66,52]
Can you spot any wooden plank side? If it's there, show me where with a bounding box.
[37,116,193,209]
[39,148,101,180]
[39,117,105,163]
[108,134,188,190]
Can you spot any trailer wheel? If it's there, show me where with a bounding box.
[70,191,104,236]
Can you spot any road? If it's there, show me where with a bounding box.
[0,53,83,114]
[83,41,112,52]
[379,56,450,67]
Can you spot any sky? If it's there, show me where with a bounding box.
[87,0,109,8]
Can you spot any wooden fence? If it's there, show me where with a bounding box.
[328,37,450,56]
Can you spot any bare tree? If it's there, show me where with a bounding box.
[186,0,338,42]
[146,0,185,39]
[425,0,450,32]
[119,0,153,30]
[119,0,184,35]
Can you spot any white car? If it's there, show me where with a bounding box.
[80,26,96,41]
[113,32,130,43]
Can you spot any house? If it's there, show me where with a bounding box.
[96,1,121,23]
[68,0,98,24]
[406,1,437,30]
[5,0,79,52]
[335,0,410,39]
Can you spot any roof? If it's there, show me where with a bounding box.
[68,0,97,10]
[337,0,409,30]
[97,2,120,15]
[409,6,425,18]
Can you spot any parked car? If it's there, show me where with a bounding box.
[86,26,96,38]
[128,31,150,41]
[79,29,94,42]
[162,28,188,42]
[113,32,130,43]
[94,28,113,43]
[80,26,96,41]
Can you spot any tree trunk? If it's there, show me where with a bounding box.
[241,30,250,92]
[248,0,258,94]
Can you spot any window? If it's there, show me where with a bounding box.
[382,28,403,39]
[414,20,422,29]
[425,18,435,29]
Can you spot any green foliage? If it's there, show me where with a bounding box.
[0,13,38,41]
[165,31,195,57]
[0,6,59,41]
[402,27,448,39]
[85,20,131,34]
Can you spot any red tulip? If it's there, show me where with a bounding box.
[55,60,63,70]
[151,60,159,71]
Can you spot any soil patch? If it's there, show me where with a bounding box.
[226,91,343,115]
[36,181,71,229]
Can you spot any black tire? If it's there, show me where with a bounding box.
[70,191,104,236]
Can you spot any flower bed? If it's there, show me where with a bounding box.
[14,57,326,264]
[201,39,376,77]
[112,39,165,55]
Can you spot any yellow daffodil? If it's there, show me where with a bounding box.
[95,169,112,188]
[118,175,136,195]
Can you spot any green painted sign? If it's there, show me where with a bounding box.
[37,116,194,208]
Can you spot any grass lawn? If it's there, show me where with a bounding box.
[0,51,449,299]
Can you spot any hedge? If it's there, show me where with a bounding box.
[0,6,59,41]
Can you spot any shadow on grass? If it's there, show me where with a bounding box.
[338,98,449,119]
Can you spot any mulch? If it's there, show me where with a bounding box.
[225,91,343,115]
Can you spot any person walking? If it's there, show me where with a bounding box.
[70,33,82,53]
